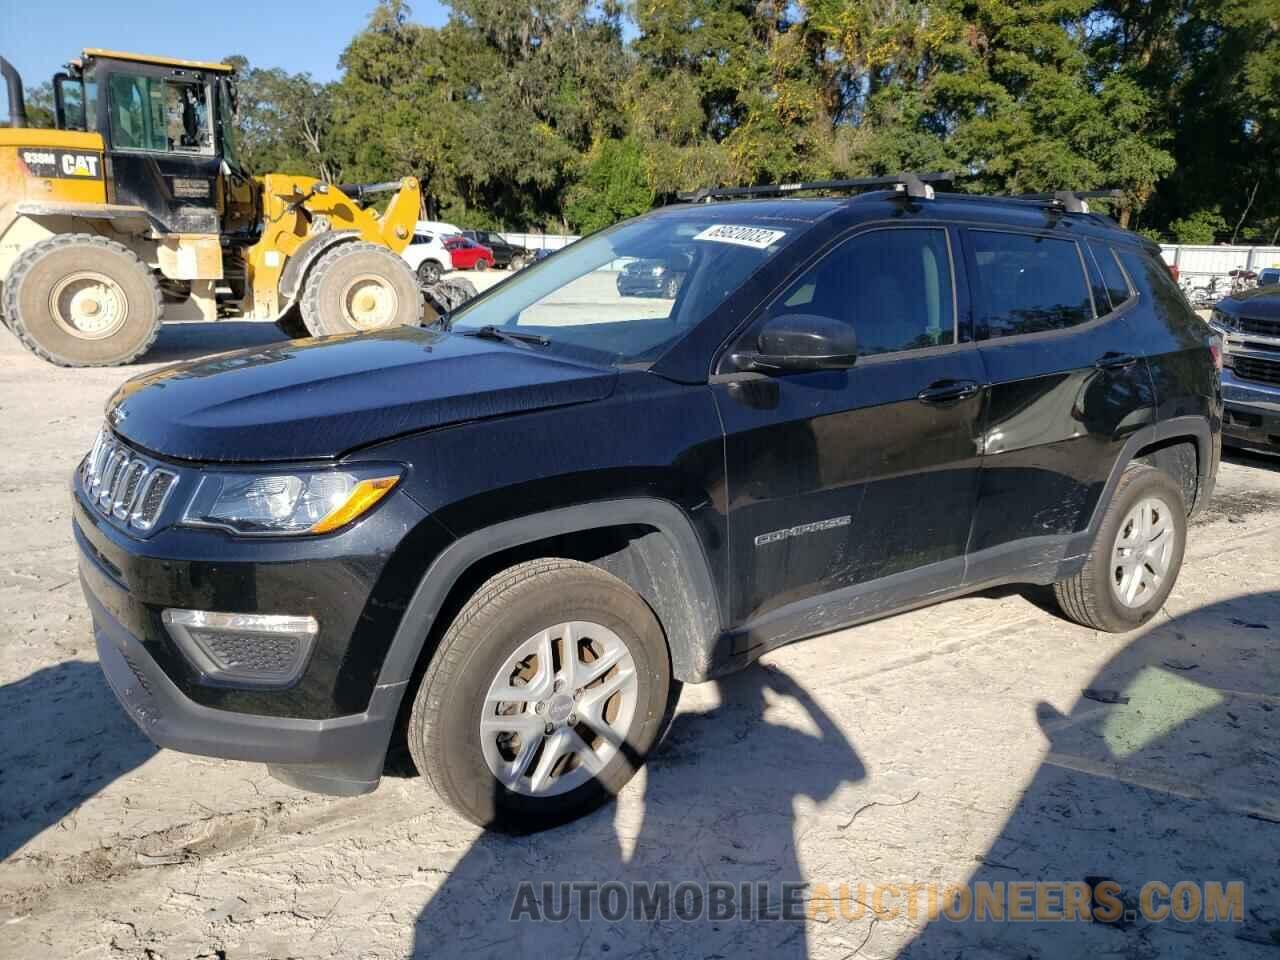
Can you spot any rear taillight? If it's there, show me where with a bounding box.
[1209,338,1223,372]
[1167,263,1180,283]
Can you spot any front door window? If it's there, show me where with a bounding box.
[108,72,213,155]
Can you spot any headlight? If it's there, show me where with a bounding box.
[182,466,401,536]
[651,265,666,276]
[1209,309,1235,334]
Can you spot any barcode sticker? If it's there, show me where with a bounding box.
[693,224,787,249]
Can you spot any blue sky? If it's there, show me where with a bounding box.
[1,0,450,91]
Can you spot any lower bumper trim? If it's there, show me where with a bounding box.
[87,572,406,795]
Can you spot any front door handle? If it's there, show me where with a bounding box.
[917,379,981,403]
[1095,352,1138,370]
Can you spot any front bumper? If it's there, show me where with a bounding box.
[1222,367,1280,450]
[73,468,447,795]
[88,570,404,794]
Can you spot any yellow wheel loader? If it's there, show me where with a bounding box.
[0,51,422,366]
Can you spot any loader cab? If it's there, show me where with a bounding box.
[52,50,240,234]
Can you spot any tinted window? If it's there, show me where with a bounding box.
[766,228,955,355]
[108,73,212,154]
[1089,241,1133,310]
[969,231,1093,339]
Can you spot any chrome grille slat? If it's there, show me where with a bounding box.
[80,426,180,533]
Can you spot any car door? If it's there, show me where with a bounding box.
[712,225,986,651]
[962,227,1155,583]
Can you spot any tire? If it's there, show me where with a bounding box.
[3,234,162,366]
[299,241,422,336]
[509,255,528,271]
[663,275,680,298]
[273,305,309,339]
[407,558,677,832]
[1053,464,1187,631]
[475,258,490,272]
[416,259,443,286]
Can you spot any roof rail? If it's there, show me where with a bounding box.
[678,172,955,203]
[1012,189,1123,215]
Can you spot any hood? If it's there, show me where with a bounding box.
[107,327,618,463]
[1219,287,1280,318]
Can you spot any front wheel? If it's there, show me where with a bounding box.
[475,258,490,272]
[407,559,676,831]
[299,242,422,336]
[1053,465,1187,631]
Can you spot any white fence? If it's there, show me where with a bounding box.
[502,232,580,252]
[1159,244,1280,283]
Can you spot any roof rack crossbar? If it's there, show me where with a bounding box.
[678,172,954,203]
[1013,189,1123,214]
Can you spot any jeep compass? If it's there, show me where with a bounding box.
[75,176,1221,830]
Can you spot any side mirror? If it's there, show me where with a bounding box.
[731,313,858,374]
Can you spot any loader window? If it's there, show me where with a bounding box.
[108,73,213,155]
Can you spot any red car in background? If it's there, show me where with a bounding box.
[444,236,495,271]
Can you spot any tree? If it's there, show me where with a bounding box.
[565,137,653,233]
[226,56,340,180]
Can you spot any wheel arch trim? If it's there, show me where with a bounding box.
[277,230,361,301]
[375,498,724,689]
[1072,415,1215,557]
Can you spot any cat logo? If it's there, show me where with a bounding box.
[19,148,104,180]
[61,153,100,177]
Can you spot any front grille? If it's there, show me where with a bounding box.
[1234,356,1280,387]
[81,428,179,533]
[1240,316,1280,339]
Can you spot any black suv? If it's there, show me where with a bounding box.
[75,177,1221,830]
[461,229,529,269]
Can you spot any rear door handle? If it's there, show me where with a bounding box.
[1095,352,1138,370]
[917,379,981,403]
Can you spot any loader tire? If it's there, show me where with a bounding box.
[3,234,162,367]
[299,242,421,336]
[274,305,310,339]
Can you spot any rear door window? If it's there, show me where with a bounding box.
[1088,241,1134,311]
[968,231,1094,339]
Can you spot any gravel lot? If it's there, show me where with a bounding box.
[1,300,1278,959]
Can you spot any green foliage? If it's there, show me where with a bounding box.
[565,138,654,233]
[1170,208,1229,245]
[190,0,1274,238]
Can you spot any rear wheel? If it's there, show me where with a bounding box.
[1054,465,1186,631]
[407,559,676,831]
[299,242,422,336]
[475,258,490,272]
[3,234,161,366]
[416,259,443,285]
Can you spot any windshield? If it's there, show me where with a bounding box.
[447,210,811,366]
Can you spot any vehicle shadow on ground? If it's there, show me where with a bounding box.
[411,662,866,957]
[0,660,155,862]
[138,321,290,366]
[901,591,1280,958]
[1223,446,1280,474]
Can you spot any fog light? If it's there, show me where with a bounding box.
[161,609,319,689]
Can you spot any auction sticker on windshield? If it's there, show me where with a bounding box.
[693,224,787,249]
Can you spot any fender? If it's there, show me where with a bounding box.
[1066,414,1215,561]
[375,498,725,688]
[278,229,360,301]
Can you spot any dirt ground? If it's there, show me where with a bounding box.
[1,302,1279,959]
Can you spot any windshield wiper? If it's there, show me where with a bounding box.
[460,325,550,348]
